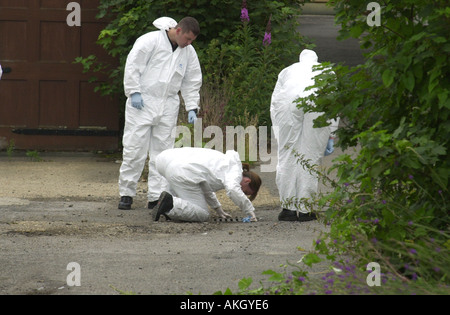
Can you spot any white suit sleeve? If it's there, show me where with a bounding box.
[225,183,255,216]
[199,181,221,209]
[0,64,2,80]
[270,70,287,110]
[123,35,155,98]
[181,47,202,112]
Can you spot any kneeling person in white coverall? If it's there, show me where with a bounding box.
[153,148,261,222]
[270,49,339,222]
[118,17,203,210]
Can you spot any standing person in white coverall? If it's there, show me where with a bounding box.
[270,49,339,222]
[153,148,262,222]
[118,17,203,210]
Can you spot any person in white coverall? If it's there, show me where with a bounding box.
[153,148,262,222]
[118,17,203,210]
[270,49,339,222]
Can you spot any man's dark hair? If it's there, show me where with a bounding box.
[177,17,200,36]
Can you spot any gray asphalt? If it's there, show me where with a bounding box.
[299,15,366,67]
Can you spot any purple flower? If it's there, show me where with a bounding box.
[241,8,249,22]
[408,174,414,180]
[240,0,250,22]
[409,248,417,254]
[263,14,272,46]
[298,276,305,282]
[263,32,272,46]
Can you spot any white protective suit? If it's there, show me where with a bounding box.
[0,64,2,80]
[270,49,339,213]
[119,17,203,201]
[155,147,256,222]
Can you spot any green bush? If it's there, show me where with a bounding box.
[296,0,449,286]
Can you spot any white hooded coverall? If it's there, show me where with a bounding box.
[155,147,256,222]
[270,49,338,213]
[119,17,203,201]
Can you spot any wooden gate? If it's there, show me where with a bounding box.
[0,0,119,151]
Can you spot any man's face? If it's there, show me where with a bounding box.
[175,28,197,48]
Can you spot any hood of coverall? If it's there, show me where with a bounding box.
[299,49,318,64]
[153,17,177,31]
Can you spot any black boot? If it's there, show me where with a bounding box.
[154,192,173,221]
[278,209,298,221]
[147,200,158,209]
[278,209,317,222]
[118,196,133,210]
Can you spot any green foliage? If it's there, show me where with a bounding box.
[77,0,308,126]
[25,150,42,162]
[296,0,449,285]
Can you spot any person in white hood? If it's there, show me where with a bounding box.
[270,49,339,222]
[153,148,261,222]
[118,17,203,210]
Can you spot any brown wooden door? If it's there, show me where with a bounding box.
[0,0,119,151]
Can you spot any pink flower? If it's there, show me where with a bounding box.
[241,0,250,22]
[263,32,272,46]
[263,15,272,46]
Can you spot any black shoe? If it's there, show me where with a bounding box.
[147,200,158,209]
[154,192,173,222]
[278,209,317,222]
[118,196,133,210]
[278,209,298,221]
[297,211,317,222]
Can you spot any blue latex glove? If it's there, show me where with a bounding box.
[188,110,197,124]
[324,138,335,156]
[131,93,144,110]
[242,216,252,223]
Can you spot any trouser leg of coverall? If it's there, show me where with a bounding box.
[160,163,210,222]
[272,105,304,211]
[119,116,151,197]
[147,114,177,202]
[292,112,331,213]
[166,183,211,222]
